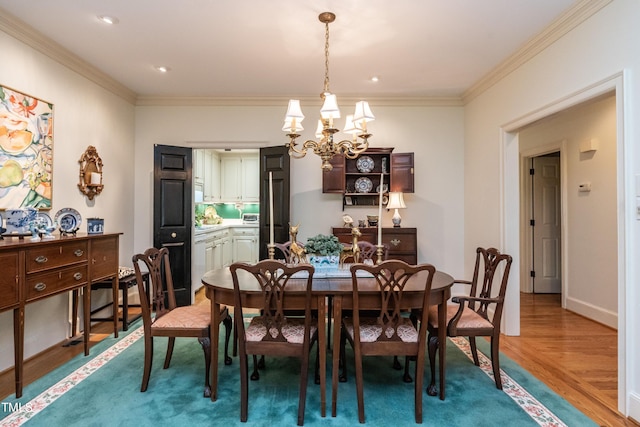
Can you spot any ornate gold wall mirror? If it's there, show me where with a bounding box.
[78,145,103,200]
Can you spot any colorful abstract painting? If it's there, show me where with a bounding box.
[0,85,53,209]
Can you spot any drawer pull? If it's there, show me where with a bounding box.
[390,239,401,247]
[34,282,47,292]
[73,272,83,281]
[35,255,48,264]
[74,249,84,257]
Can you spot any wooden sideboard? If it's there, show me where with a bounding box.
[0,232,120,398]
[332,227,417,264]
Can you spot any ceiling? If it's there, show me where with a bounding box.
[0,1,580,101]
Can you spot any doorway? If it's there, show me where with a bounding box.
[529,153,561,294]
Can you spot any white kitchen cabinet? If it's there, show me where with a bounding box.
[220,154,259,202]
[241,155,260,202]
[209,150,221,201]
[221,234,232,267]
[203,150,213,202]
[232,227,259,263]
[192,233,207,301]
[221,156,242,201]
[194,149,204,185]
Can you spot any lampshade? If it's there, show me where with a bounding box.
[353,101,375,125]
[285,99,305,120]
[343,114,359,134]
[386,192,406,209]
[320,93,341,119]
[315,120,324,139]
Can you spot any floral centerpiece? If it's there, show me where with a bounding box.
[305,234,344,266]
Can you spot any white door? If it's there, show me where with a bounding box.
[532,155,561,293]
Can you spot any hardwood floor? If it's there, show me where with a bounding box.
[0,294,637,426]
[500,293,636,427]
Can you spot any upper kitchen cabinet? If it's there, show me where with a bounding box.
[220,153,259,202]
[194,149,205,185]
[203,150,220,202]
[322,147,414,208]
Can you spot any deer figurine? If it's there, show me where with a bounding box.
[288,223,307,264]
[339,227,362,267]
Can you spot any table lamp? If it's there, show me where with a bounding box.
[386,192,406,227]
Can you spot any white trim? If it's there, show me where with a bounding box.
[500,72,627,415]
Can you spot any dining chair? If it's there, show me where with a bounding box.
[230,260,318,426]
[132,247,232,397]
[341,260,436,423]
[426,247,513,393]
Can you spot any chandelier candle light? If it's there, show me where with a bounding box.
[284,12,375,172]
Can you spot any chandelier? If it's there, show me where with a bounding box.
[283,12,375,172]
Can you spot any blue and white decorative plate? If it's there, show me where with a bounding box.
[55,207,82,233]
[36,212,53,229]
[356,155,374,173]
[354,177,373,193]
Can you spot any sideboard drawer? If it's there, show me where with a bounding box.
[25,241,89,273]
[26,265,89,301]
[0,252,19,311]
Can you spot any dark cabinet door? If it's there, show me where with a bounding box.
[260,146,291,260]
[321,155,345,193]
[153,144,192,307]
[390,153,414,193]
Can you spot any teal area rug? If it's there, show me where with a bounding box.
[0,321,597,427]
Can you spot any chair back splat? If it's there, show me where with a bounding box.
[230,260,318,426]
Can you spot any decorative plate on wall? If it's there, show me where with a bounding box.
[356,156,374,173]
[354,177,373,193]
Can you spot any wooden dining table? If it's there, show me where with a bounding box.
[201,265,454,418]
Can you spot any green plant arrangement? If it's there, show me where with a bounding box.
[305,234,344,256]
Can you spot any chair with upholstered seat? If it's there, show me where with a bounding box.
[427,247,512,394]
[341,260,436,423]
[230,260,318,426]
[132,247,232,397]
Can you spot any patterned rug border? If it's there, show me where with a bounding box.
[450,336,567,427]
[0,328,144,427]
[1,329,570,426]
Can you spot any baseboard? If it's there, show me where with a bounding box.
[628,391,640,423]
[565,296,617,329]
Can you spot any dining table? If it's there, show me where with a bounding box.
[201,264,454,418]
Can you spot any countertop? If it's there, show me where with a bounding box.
[194,219,258,235]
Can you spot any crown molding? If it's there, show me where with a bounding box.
[462,0,613,104]
[0,9,137,104]
[135,95,463,107]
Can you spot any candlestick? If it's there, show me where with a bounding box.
[378,173,383,246]
[269,172,275,246]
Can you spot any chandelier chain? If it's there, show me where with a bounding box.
[324,20,331,95]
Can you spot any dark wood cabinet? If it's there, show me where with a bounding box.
[322,148,414,209]
[332,227,417,264]
[0,233,120,398]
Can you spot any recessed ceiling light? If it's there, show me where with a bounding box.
[154,66,170,73]
[371,76,379,83]
[97,15,119,25]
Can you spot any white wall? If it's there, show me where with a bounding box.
[520,95,618,327]
[134,104,466,276]
[0,32,136,372]
[464,0,640,417]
